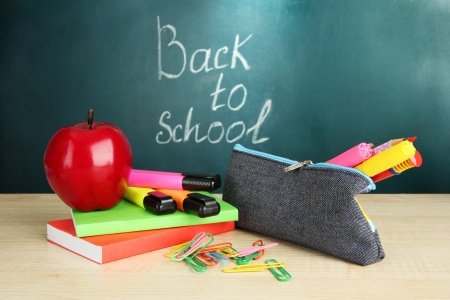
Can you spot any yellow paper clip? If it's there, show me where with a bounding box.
[163,241,190,258]
[198,242,232,254]
[222,261,286,273]
[217,247,238,258]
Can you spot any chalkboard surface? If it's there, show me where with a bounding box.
[1,0,449,193]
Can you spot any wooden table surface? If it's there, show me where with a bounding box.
[0,194,449,299]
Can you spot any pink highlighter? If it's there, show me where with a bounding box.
[128,169,221,191]
[327,143,373,168]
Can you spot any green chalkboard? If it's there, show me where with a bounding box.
[1,0,449,193]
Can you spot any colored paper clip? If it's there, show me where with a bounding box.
[171,232,214,261]
[163,241,190,258]
[196,253,219,266]
[185,256,208,273]
[233,251,261,265]
[222,261,286,273]
[265,258,292,282]
[204,251,228,263]
[176,232,213,261]
[237,242,278,257]
[217,247,238,258]
[198,242,233,254]
[232,240,266,264]
[252,240,265,260]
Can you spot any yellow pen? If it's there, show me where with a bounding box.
[124,186,177,215]
[354,141,416,177]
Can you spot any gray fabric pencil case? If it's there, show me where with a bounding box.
[222,144,385,266]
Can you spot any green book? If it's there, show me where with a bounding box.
[71,192,238,237]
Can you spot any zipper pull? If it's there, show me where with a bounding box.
[284,160,313,172]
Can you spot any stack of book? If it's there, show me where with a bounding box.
[47,170,238,264]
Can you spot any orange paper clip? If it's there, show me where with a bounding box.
[199,242,232,254]
[196,253,219,266]
[252,240,265,260]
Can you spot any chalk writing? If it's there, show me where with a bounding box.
[156,16,270,144]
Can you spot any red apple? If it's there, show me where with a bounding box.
[44,109,132,212]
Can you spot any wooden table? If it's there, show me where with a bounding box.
[0,194,449,299]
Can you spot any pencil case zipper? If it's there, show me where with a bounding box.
[233,144,376,190]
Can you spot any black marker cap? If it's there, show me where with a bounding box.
[143,191,177,215]
[181,173,221,191]
[183,193,221,218]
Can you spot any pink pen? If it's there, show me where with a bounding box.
[128,169,221,191]
[327,143,373,168]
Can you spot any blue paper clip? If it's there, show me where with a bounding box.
[196,253,219,266]
[205,251,228,263]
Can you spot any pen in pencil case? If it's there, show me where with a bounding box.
[354,141,416,177]
[372,136,417,155]
[124,186,177,215]
[371,150,422,183]
[128,169,221,191]
[156,189,221,218]
[327,142,373,168]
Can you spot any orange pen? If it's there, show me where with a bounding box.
[156,189,221,218]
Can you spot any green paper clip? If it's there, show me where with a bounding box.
[234,251,261,265]
[185,256,208,273]
[265,258,292,282]
[229,244,263,265]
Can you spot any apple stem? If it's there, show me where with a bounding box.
[88,108,94,129]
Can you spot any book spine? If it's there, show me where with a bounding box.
[74,200,238,237]
[102,221,235,263]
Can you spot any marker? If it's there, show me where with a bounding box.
[371,150,422,183]
[156,189,221,218]
[372,139,402,154]
[128,169,221,191]
[372,136,417,155]
[407,136,417,143]
[327,143,373,168]
[354,141,416,177]
[124,186,177,215]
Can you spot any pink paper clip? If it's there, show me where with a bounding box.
[171,232,213,261]
[237,242,278,257]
